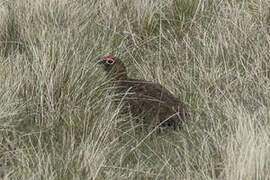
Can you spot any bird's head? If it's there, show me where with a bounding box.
[98,56,128,79]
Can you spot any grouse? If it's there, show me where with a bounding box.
[98,56,189,131]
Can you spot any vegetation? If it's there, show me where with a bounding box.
[0,0,270,179]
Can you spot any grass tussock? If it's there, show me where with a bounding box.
[0,0,270,179]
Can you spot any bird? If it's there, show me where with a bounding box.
[98,56,189,131]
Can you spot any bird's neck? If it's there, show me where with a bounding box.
[111,66,129,80]
[111,73,132,91]
[115,72,128,80]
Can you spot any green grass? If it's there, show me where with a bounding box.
[0,0,270,179]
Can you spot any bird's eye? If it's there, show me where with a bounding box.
[106,60,114,64]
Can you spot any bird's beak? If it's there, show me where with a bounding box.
[97,58,105,64]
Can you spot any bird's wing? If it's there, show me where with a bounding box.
[129,80,186,108]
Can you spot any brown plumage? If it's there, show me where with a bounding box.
[98,56,189,130]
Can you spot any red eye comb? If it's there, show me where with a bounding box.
[105,56,117,61]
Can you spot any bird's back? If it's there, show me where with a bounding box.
[116,79,189,128]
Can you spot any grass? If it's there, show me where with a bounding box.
[0,0,270,179]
